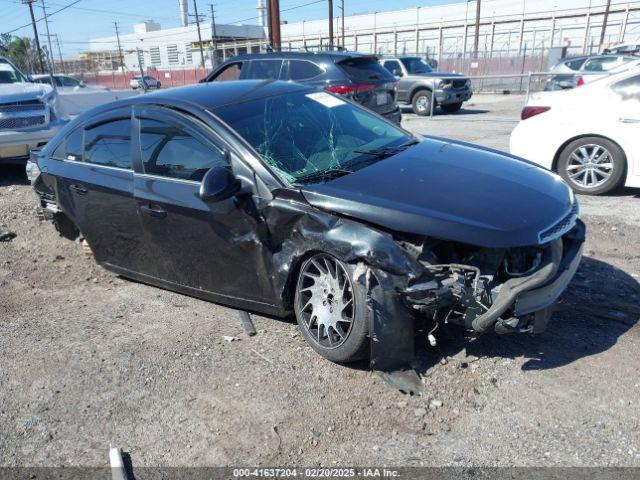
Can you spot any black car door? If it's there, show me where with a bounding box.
[132,106,269,303]
[48,107,148,272]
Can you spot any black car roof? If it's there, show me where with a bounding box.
[226,50,373,63]
[73,80,313,119]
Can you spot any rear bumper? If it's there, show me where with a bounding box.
[381,107,402,124]
[436,87,473,105]
[0,120,66,163]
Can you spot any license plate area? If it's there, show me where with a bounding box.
[376,93,388,106]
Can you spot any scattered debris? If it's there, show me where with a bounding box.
[251,348,274,365]
[429,399,443,409]
[0,225,16,242]
[238,310,257,336]
[377,369,423,396]
[222,335,238,343]
[414,407,427,418]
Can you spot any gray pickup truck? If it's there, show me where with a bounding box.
[380,57,472,115]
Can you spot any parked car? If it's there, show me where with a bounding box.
[29,81,584,369]
[511,68,640,195]
[380,56,472,115]
[130,75,161,90]
[200,51,402,124]
[31,74,108,91]
[602,42,640,55]
[544,54,637,90]
[0,57,66,164]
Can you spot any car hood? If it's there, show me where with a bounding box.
[0,82,54,103]
[300,138,574,248]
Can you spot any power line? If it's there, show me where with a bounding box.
[4,0,82,35]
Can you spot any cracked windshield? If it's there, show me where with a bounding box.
[214,90,416,185]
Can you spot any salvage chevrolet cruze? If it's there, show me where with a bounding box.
[29,81,585,371]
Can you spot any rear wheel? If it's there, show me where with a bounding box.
[441,102,463,114]
[557,137,625,195]
[294,253,369,363]
[411,90,433,116]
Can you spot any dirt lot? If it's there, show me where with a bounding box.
[1,94,639,468]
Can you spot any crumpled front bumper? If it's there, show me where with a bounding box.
[480,219,586,334]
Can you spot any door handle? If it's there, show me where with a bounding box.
[70,184,87,196]
[619,118,640,124]
[140,203,167,218]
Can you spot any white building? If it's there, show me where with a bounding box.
[88,21,265,70]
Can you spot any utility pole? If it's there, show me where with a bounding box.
[599,0,612,48]
[209,4,218,67]
[22,0,45,73]
[267,0,281,50]
[114,22,125,75]
[136,47,147,92]
[192,0,206,68]
[53,34,65,74]
[40,0,55,74]
[341,0,344,48]
[473,0,481,58]
[328,0,334,48]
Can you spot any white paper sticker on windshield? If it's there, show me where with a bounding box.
[306,92,346,108]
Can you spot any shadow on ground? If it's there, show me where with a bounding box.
[400,105,490,116]
[0,165,29,187]
[414,256,640,375]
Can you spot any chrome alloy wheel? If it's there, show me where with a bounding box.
[296,254,355,349]
[415,95,429,112]
[566,144,614,189]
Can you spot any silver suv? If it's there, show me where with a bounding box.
[380,56,472,115]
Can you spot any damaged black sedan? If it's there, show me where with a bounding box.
[28,81,585,371]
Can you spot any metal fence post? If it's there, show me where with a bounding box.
[430,78,436,118]
[525,72,532,104]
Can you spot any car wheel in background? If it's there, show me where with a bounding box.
[441,102,463,114]
[557,136,626,195]
[294,253,369,363]
[411,90,434,116]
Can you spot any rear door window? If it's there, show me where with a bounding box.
[139,117,227,182]
[564,58,587,70]
[337,58,395,83]
[244,59,283,80]
[83,119,132,169]
[287,60,323,81]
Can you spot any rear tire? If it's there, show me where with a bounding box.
[441,102,463,114]
[557,136,625,195]
[294,253,369,363]
[411,90,434,116]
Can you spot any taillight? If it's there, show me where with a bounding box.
[576,76,585,87]
[325,84,375,95]
[392,82,399,89]
[521,106,551,120]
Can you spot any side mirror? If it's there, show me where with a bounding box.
[392,68,403,77]
[199,166,241,202]
[79,81,86,88]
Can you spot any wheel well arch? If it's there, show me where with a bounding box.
[409,85,433,103]
[551,133,627,173]
[281,249,326,314]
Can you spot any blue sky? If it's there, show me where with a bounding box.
[2,0,459,56]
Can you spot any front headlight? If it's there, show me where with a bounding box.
[25,158,41,184]
[43,92,58,120]
[438,80,450,88]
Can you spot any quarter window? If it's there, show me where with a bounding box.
[83,119,132,169]
[288,60,323,81]
[139,118,227,181]
[53,127,83,161]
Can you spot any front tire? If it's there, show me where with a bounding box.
[294,253,369,363]
[557,137,625,195]
[441,102,463,113]
[411,90,434,116]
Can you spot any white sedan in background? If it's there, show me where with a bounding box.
[510,68,640,195]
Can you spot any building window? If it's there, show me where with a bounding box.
[150,47,161,66]
[167,44,178,65]
[186,47,193,64]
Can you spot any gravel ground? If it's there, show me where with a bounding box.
[1,94,639,468]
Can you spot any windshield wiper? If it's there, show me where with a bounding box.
[353,139,420,159]
[294,168,353,185]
